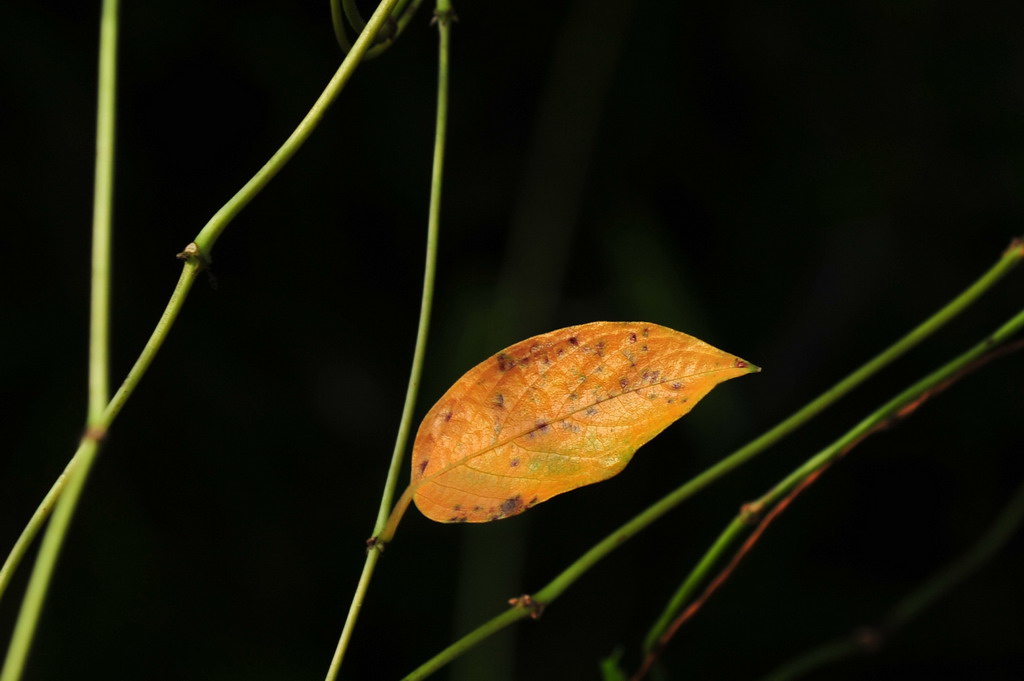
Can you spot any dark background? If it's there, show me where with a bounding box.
[2,1,1023,679]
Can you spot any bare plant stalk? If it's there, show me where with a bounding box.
[0,1,119,678]
[323,3,453,679]
[399,239,1024,680]
[0,3,403,678]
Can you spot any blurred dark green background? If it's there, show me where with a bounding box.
[2,1,1023,679]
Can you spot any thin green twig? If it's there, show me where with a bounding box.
[322,4,452,679]
[1,4,402,675]
[0,0,403,609]
[760,469,1024,681]
[342,0,367,32]
[194,0,403,256]
[331,0,421,59]
[639,322,1024,675]
[88,0,117,423]
[0,5,118,677]
[399,239,1024,680]
[0,264,200,681]
[641,517,748,653]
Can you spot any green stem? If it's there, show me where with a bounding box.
[0,264,200,681]
[374,0,449,541]
[342,0,367,32]
[400,240,1024,679]
[641,517,747,653]
[194,0,403,257]
[0,461,77,604]
[0,0,402,609]
[0,439,100,681]
[760,467,1024,681]
[89,0,117,423]
[642,304,1024,657]
[404,609,527,681]
[331,0,420,59]
[329,0,354,53]
[0,262,200,609]
[323,5,451,679]
[534,243,1023,604]
[0,4,118,677]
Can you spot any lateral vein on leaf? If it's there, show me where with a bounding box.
[413,365,741,492]
[489,333,590,446]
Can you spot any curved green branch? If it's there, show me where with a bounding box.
[195,0,404,257]
[1,3,403,677]
[641,313,1024,663]
[400,238,1024,680]
[331,0,422,59]
[323,4,452,679]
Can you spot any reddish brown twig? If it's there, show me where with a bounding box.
[629,339,1024,681]
[630,467,828,681]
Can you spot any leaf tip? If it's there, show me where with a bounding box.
[734,358,761,374]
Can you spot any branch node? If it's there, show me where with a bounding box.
[176,242,211,270]
[507,593,545,619]
[83,424,107,444]
[1004,235,1024,258]
[740,501,762,524]
[366,536,387,554]
[432,7,459,27]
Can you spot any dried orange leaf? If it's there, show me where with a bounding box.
[410,322,758,523]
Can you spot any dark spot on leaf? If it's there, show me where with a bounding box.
[671,381,682,390]
[667,398,676,404]
[641,344,648,352]
[520,356,530,365]
[585,406,598,416]
[510,458,520,468]
[595,364,604,373]
[443,411,453,422]
[647,392,658,399]
[557,348,565,357]
[642,327,650,338]
[619,377,629,389]
[418,459,429,475]
[536,420,549,432]
[527,496,539,507]
[629,333,637,343]
[595,341,605,357]
[501,495,524,515]
[496,353,517,371]
[735,359,749,369]
[569,392,578,400]
[542,355,551,365]
[493,393,505,408]
[568,336,579,346]
[473,505,483,512]
[453,505,462,511]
